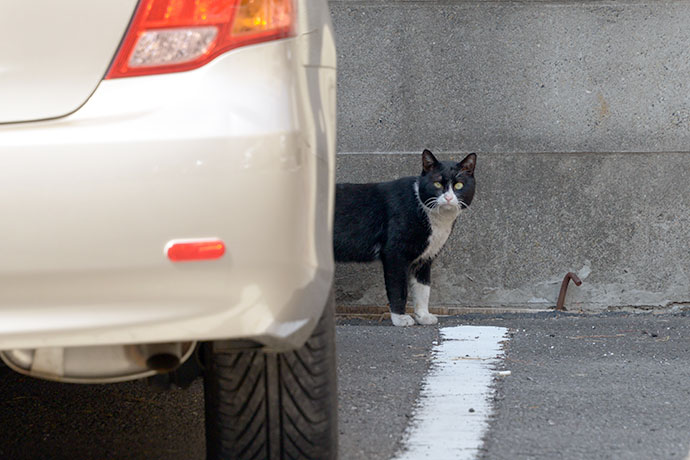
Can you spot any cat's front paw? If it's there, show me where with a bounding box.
[414,313,438,325]
[391,313,416,327]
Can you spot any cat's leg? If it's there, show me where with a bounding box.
[411,261,438,325]
[381,254,415,326]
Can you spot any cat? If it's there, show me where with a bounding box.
[334,149,476,326]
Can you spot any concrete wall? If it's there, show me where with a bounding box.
[330,0,690,311]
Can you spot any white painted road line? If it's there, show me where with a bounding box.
[394,325,510,460]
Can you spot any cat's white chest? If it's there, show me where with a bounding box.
[417,207,458,263]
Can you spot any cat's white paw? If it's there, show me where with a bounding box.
[391,313,416,327]
[414,312,438,325]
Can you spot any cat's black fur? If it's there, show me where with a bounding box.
[334,149,476,325]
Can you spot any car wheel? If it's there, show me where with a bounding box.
[203,293,338,460]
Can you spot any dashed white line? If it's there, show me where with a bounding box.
[394,325,510,460]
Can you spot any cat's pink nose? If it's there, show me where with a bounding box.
[444,194,453,202]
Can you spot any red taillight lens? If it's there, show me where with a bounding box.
[107,0,294,79]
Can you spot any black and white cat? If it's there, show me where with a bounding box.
[334,149,476,326]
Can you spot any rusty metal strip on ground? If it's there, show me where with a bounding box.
[555,272,583,311]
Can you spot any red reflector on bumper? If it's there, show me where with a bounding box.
[166,239,225,262]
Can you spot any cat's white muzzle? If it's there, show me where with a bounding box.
[437,189,460,211]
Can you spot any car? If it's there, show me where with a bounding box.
[0,0,338,458]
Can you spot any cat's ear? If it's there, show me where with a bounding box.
[422,149,440,173]
[458,153,477,176]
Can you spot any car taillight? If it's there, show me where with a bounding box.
[106,0,294,79]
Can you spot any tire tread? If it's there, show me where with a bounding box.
[204,292,337,459]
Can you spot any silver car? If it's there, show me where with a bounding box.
[0,0,337,458]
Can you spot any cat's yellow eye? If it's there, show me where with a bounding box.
[454,182,464,190]
[433,182,443,189]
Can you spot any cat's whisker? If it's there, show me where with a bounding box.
[422,197,438,210]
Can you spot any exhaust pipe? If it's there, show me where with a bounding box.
[2,341,195,383]
[129,343,185,373]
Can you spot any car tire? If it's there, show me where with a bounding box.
[203,292,338,460]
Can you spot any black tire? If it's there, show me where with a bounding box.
[203,293,338,460]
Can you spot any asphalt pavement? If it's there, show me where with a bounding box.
[339,311,690,460]
[468,312,690,460]
[1,311,690,459]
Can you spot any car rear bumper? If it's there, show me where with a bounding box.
[0,39,336,351]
